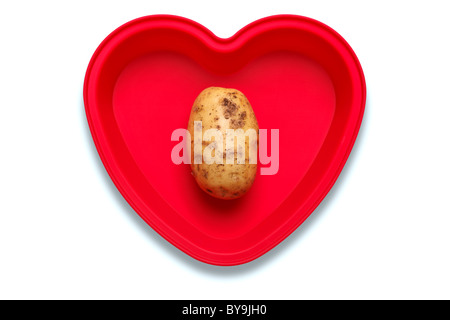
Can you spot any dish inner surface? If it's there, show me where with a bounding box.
[112,50,335,239]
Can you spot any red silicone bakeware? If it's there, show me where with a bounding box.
[83,14,366,266]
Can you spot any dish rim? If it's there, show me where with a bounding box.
[83,14,366,266]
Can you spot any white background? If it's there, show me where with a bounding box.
[1,0,449,300]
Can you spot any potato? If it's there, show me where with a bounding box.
[187,87,259,200]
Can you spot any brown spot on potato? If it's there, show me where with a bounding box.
[193,105,204,113]
[230,119,245,128]
[222,98,239,119]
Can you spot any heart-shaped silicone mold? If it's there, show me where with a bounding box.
[84,14,365,265]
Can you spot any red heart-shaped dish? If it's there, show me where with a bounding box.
[84,14,365,266]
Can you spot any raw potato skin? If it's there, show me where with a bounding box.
[187,87,259,200]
